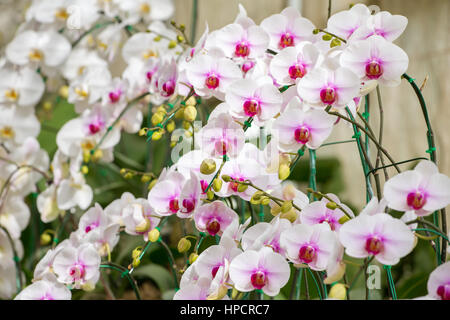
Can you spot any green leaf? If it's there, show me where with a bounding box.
[132,264,175,292]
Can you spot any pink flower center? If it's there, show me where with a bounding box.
[243,99,260,116]
[39,293,54,300]
[206,218,221,236]
[288,64,306,80]
[230,176,244,192]
[235,41,250,57]
[169,198,179,214]
[279,32,294,48]
[214,140,228,156]
[69,264,85,280]
[294,126,311,144]
[109,90,122,103]
[162,80,175,97]
[320,87,337,105]
[88,123,102,135]
[182,199,195,213]
[406,191,427,210]
[211,265,220,278]
[298,245,316,264]
[365,60,383,79]
[251,270,267,289]
[200,180,209,193]
[437,284,450,300]
[205,74,220,89]
[365,236,383,255]
[242,61,255,73]
[319,216,337,231]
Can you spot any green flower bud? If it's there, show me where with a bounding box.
[200,159,216,175]
[177,238,192,253]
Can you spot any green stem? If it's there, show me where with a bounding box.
[402,73,445,264]
[190,0,199,43]
[100,262,141,300]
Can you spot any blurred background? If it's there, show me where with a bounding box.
[0,0,448,300]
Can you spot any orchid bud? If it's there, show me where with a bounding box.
[313,28,320,34]
[148,228,160,242]
[182,121,191,130]
[43,101,52,111]
[213,179,222,192]
[189,252,198,264]
[221,175,231,182]
[132,247,143,260]
[326,201,338,210]
[152,130,163,141]
[200,159,216,175]
[40,233,52,246]
[148,179,158,190]
[81,165,89,175]
[168,40,177,49]
[91,149,103,162]
[166,120,175,133]
[270,204,281,215]
[329,283,347,300]
[322,34,332,41]
[177,238,191,253]
[338,215,350,224]
[139,128,148,136]
[124,172,134,179]
[151,112,164,125]
[141,175,152,183]
[59,85,69,99]
[184,105,197,122]
[135,218,151,233]
[153,35,161,42]
[132,258,141,268]
[207,189,214,200]
[330,38,341,48]
[177,35,184,43]
[260,196,270,205]
[281,201,293,213]
[278,164,290,180]
[175,108,185,119]
[280,209,297,223]
[237,184,248,192]
[186,97,197,106]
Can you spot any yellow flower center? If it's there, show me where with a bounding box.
[4,89,19,101]
[55,8,69,20]
[140,3,151,14]
[0,126,14,139]
[29,49,43,61]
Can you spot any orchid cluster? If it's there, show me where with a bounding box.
[1,1,449,301]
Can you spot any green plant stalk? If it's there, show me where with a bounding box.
[100,262,141,300]
[402,73,445,264]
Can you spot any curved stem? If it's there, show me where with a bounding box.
[100,262,141,300]
[0,226,22,293]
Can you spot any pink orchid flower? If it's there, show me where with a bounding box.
[383,160,450,217]
[194,200,238,236]
[186,49,242,100]
[297,66,360,109]
[198,112,245,159]
[52,242,101,289]
[426,262,450,300]
[260,7,315,51]
[215,22,270,60]
[339,213,415,265]
[178,171,203,218]
[229,247,290,296]
[269,42,320,86]
[340,35,409,86]
[326,4,371,41]
[272,97,335,151]
[349,11,408,42]
[14,274,71,300]
[147,170,186,216]
[280,223,337,270]
[225,78,282,124]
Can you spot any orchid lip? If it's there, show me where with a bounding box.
[320,87,337,105]
[294,126,311,144]
[406,191,427,210]
[235,41,250,57]
[365,60,383,79]
[298,244,316,264]
[206,218,221,236]
[205,74,220,89]
[243,99,260,116]
[250,270,267,289]
[365,236,383,255]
